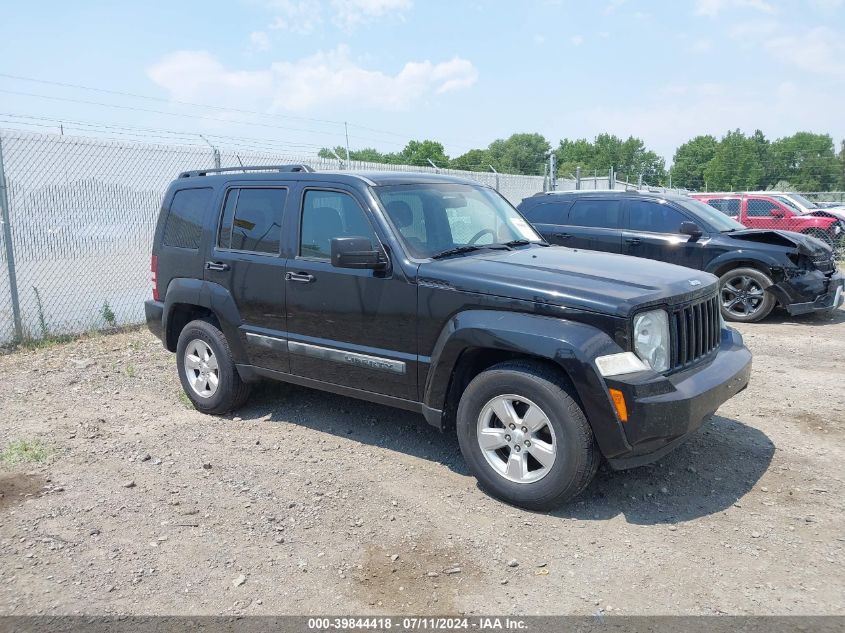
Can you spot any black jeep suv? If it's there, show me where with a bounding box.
[146,166,751,510]
[518,190,844,323]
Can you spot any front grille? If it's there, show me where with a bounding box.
[670,295,721,371]
[811,253,835,273]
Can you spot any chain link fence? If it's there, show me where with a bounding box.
[0,128,546,344]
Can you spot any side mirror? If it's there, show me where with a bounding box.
[330,236,387,270]
[679,221,703,241]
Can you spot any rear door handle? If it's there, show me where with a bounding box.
[285,272,315,283]
[205,261,230,271]
[625,237,641,245]
[553,232,572,240]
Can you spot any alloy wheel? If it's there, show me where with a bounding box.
[183,339,219,398]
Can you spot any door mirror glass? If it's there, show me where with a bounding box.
[679,221,703,240]
[331,236,387,270]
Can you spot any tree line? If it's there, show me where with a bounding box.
[320,129,845,192]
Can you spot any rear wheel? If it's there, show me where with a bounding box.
[456,361,599,510]
[176,319,251,414]
[718,267,776,323]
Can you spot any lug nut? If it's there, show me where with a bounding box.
[509,423,516,430]
[505,434,511,442]
[514,445,521,452]
[521,426,528,433]
[524,440,531,447]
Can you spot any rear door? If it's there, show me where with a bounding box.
[623,198,706,268]
[203,183,290,372]
[561,198,622,253]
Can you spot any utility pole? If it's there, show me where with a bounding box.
[489,165,499,192]
[0,137,22,341]
[344,122,351,164]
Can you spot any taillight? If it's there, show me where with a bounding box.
[151,255,160,301]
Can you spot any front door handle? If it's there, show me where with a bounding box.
[285,272,315,283]
[553,232,572,240]
[205,261,230,271]
[625,237,641,245]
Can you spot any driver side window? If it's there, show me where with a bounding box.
[299,190,377,260]
[627,200,688,234]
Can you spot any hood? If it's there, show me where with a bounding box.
[725,229,832,256]
[417,246,716,317]
[805,208,845,223]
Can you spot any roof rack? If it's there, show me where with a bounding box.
[178,164,315,178]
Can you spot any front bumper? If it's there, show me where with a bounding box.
[770,269,844,316]
[602,327,751,470]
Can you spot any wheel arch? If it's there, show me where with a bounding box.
[422,310,632,459]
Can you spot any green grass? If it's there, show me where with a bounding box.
[0,439,50,464]
[177,390,194,409]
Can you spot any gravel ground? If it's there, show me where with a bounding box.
[0,309,843,616]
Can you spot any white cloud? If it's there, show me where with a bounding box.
[332,0,412,30]
[260,0,411,33]
[765,26,845,77]
[265,0,323,35]
[694,0,776,16]
[249,30,271,52]
[147,46,477,112]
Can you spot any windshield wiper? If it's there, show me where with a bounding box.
[500,239,549,247]
[431,245,485,259]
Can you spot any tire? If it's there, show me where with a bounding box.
[176,318,251,414]
[455,360,599,511]
[718,267,776,323]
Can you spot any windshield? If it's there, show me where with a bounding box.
[774,195,804,213]
[785,193,818,209]
[374,183,543,258]
[676,197,747,232]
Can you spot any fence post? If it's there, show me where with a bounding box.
[575,166,581,190]
[0,137,23,341]
[489,165,499,191]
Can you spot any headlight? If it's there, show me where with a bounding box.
[834,225,842,235]
[633,309,670,373]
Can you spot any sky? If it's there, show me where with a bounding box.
[1,0,844,164]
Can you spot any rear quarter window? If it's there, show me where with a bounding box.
[162,187,213,249]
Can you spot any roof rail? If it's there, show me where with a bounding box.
[178,164,315,178]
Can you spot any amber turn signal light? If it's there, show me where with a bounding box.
[609,388,628,423]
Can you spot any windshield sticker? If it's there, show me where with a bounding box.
[511,217,537,240]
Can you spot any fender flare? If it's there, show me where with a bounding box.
[163,278,248,362]
[423,310,632,458]
[704,252,781,281]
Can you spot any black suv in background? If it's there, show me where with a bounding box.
[519,191,844,323]
[146,166,751,510]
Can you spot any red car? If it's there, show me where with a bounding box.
[691,193,841,247]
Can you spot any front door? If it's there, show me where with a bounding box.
[622,199,706,268]
[285,185,418,400]
[203,184,290,372]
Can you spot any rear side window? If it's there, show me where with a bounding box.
[568,199,620,229]
[162,187,212,249]
[218,187,287,254]
[523,201,569,225]
[707,198,740,217]
[628,200,688,234]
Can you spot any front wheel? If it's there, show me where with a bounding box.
[718,267,776,323]
[456,361,599,510]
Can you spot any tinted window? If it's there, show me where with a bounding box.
[300,190,377,259]
[568,199,620,229]
[162,188,212,249]
[218,188,287,254]
[523,201,569,225]
[747,199,779,217]
[707,198,740,217]
[628,200,688,233]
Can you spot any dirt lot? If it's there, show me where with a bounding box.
[1,310,843,616]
